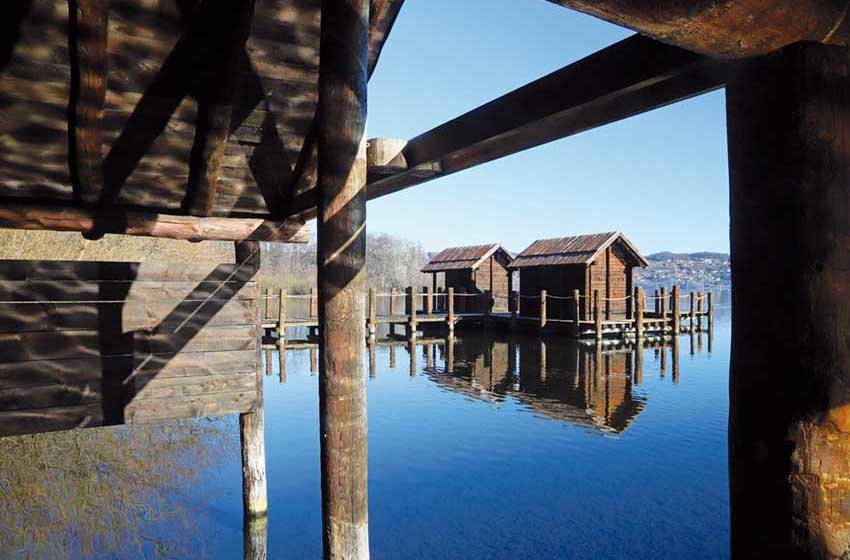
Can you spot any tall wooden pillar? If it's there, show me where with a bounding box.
[235,241,268,520]
[316,0,370,557]
[727,42,850,560]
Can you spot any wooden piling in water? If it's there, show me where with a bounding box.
[265,288,274,324]
[368,288,377,340]
[235,241,267,520]
[572,289,581,338]
[540,290,547,330]
[696,291,703,331]
[594,290,602,342]
[689,291,696,332]
[278,289,286,341]
[447,287,455,332]
[406,286,417,339]
[671,285,680,335]
[426,286,433,315]
[316,0,370,554]
[659,286,667,333]
[635,287,644,340]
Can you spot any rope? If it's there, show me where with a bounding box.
[545,294,574,301]
[601,295,631,302]
[284,294,314,299]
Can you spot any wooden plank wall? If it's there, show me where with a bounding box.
[0,0,320,216]
[0,259,260,437]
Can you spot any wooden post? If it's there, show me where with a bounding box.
[695,290,703,331]
[409,339,417,377]
[540,290,547,330]
[69,0,110,206]
[594,289,602,342]
[725,43,850,557]
[264,349,273,376]
[316,0,370,555]
[447,287,455,332]
[244,516,268,560]
[539,340,547,381]
[671,285,680,335]
[659,286,667,333]
[483,290,491,320]
[234,241,267,520]
[447,335,455,374]
[278,288,287,339]
[707,291,714,326]
[634,287,644,340]
[368,340,376,378]
[265,288,274,323]
[278,345,286,385]
[406,286,417,339]
[689,291,696,332]
[389,287,397,316]
[310,287,318,319]
[672,333,680,384]
[426,285,433,315]
[654,288,660,315]
[633,339,643,385]
[368,288,377,340]
[572,289,581,338]
[389,345,396,369]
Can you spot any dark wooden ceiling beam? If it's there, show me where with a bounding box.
[368,0,406,77]
[365,34,727,202]
[68,0,111,206]
[0,204,310,243]
[543,0,850,58]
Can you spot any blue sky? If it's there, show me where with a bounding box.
[366,0,729,255]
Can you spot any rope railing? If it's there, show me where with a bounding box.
[600,295,631,302]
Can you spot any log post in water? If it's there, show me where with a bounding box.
[235,241,268,520]
[634,287,644,340]
[316,0,369,556]
[368,288,377,339]
[696,291,703,331]
[728,42,850,559]
[689,292,696,332]
[406,286,417,339]
[447,287,455,332]
[659,286,667,333]
[572,289,581,338]
[594,290,602,343]
[671,285,680,335]
[540,290,547,330]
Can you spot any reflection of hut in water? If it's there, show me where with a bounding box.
[422,244,514,312]
[517,341,645,433]
[427,335,645,433]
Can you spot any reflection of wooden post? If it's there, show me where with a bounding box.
[389,345,396,369]
[278,347,286,384]
[483,290,491,320]
[368,288,377,339]
[594,290,602,342]
[265,288,274,323]
[660,336,667,376]
[672,334,680,384]
[389,287,397,315]
[425,343,434,370]
[540,290,547,329]
[409,340,417,377]
[671,285,680,334]
[539,340,547,381]
[447,287,455,332]
[264,349,273,376]
[243,515,268,560]
[572,289,581,338]
[634,342,643,385]
[689,329,695,356]
[426,286,433,315]
[447,336,455,374]
[316,2,370,554]
[310,347,318,375]
[368,340,376,378]
[235,241,267,520]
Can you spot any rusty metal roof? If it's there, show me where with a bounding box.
[421,243,511,272]
[509,232,648,268]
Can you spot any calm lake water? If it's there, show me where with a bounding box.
[1,316,731,559]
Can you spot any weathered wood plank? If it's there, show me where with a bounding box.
[0,204,310,242]
[125,390,256,423]
[0,260,255,282]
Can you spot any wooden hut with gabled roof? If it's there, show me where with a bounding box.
[509,232,648,320]
[421,243,513,312]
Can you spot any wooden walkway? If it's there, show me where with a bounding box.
[259,285,714,343]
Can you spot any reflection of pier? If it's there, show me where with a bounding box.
[276,331,711,434]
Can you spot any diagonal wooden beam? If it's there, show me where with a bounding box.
[283,0,405,218]
[184,0,257,217]
[68,0,111,206]
[368,0,406,78]
[364,34,727,201]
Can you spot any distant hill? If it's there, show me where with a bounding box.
[638,251,730,292]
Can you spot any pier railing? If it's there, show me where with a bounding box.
[260,284,713,342]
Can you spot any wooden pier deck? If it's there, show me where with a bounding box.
[259,285,713,343]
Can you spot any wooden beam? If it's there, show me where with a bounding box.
[366,35,727,201]
[317,0,370,558]
[0,204,310,242]
[368,0,405,78]
[184,0,256,217]
[68,0,110,205]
